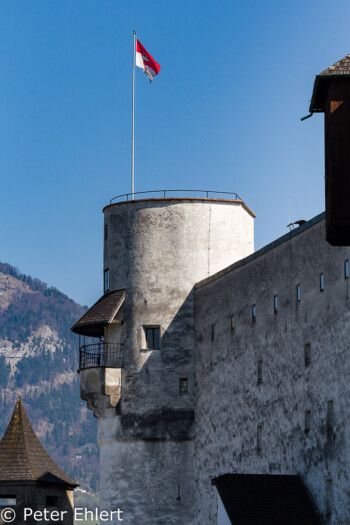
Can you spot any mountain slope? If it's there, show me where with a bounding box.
[0,262,99,491]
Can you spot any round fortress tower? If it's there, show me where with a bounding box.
[103,195,254,372]
[73,191,255,525]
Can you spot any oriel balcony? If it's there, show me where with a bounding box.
[79,342,124,371]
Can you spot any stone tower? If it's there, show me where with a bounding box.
[72,192,255,524]
[0,397,77,525]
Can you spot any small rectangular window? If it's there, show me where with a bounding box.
[104,223,108,241]
[257,360,263,385]
[320,273,324,292]
[345,259,349,279]
[296,284,301,302]
[211,323,215,341]
[273,295,278,313]
[104,269,110,293]
[304,343,311,367]
[144,327,160,350]
[0,497,16,508]
[179,378,188,394]
[252,304,256,322]
[46,496,59,507]
[305,410,311,433]
[231,314,235,331]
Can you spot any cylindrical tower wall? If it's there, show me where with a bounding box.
[98,197,254,524]
[104,198,254,294]
[99,439,194,525]
[103,198,254,380]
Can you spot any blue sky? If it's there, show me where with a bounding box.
[0,1,348,306]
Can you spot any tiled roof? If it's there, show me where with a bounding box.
[0,398,78,487]
[71,289,125,337]
[310,53,350,112]
[319,53,350,76]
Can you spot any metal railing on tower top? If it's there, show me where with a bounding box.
[110,189,242,204]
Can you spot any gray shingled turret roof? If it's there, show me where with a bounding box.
[71,289,125,337]
[0,397,78,487]
[310,53,350,112]
[318,53,350,76]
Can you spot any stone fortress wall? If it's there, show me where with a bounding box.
[194,212,350,524]
[77,195,350,523]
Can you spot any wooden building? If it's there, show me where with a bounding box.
[0,397,78,525]
[310,53,350,245]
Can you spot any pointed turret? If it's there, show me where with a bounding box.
[0,397,77,487]
[0,398,77,525]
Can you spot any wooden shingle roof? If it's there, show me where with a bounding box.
[71,289,126,337]
[310,53,350,112]
[0,397,78,487]
[319,53,350,76]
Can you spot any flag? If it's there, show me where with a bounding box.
[136,39,161,82]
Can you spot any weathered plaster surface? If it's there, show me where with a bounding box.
[99,440,194,525]
[79,198,350,523]
[194,214,350,524]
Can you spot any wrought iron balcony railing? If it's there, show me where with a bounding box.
[79,342,124,371]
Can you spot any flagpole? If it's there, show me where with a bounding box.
[131,30,136,199]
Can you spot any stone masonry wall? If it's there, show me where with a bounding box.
[194,213,350,524]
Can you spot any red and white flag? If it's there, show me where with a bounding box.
[136,39,161,82]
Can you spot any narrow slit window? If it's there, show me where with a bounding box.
[144,327,160,349]
[326,479,332,516]
[257,360,263,385]
[179,378,188,394]
[304,343,311,367]
[104,269,110,293]
[211,324,215,341]
[252,304,256,323]
[274,295,278,313]
[231,314,235,331]
[177,484,181,501]
[104,223,108,241]
[345,259,349,280]
[257,425,262,452]
[320,273,324,292]
[327,400,334,433]
[296,284,301,302]
[305,410,311,433]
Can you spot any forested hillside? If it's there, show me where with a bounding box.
[0,262,99,491]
